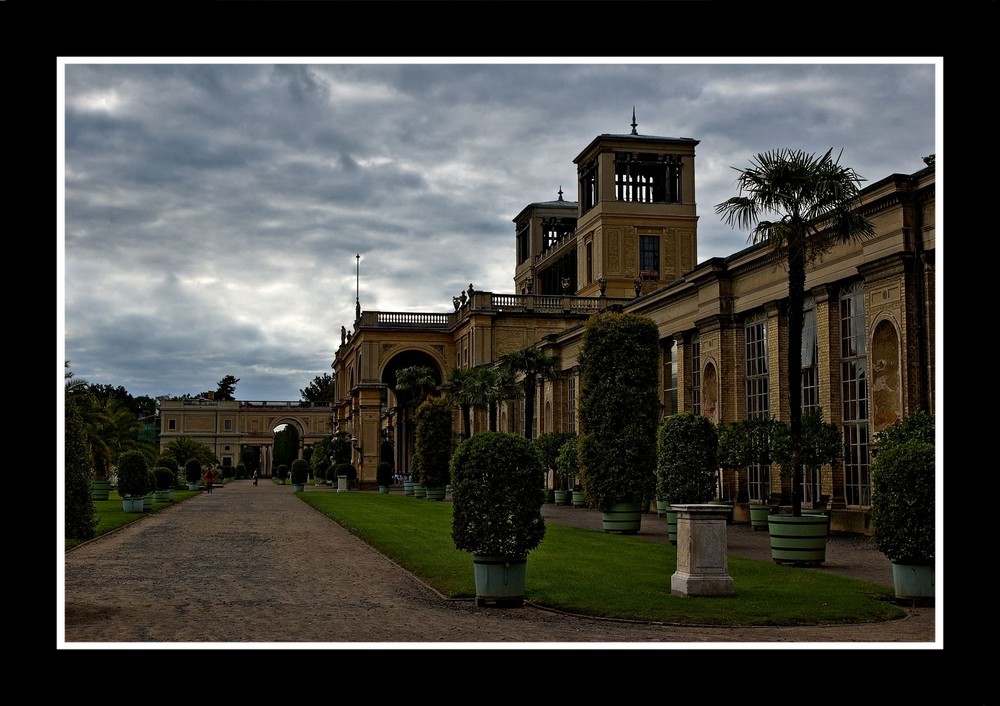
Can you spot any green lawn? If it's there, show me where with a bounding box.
[298,491,905,627]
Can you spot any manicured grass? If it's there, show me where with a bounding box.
[65,488,202,551]
[298,491,905,627]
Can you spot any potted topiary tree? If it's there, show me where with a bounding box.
[577,312,660,534]
[415,397,454,501]
[333,462,355,492]
[871,411,935,603]
[184,458,202,491]
[532,431,576,504]
[376,461,394,494]
[718,417,781,530]
[156,456,180,500]
[276,464,289,485]
[769,407,842,552]
[153,466,175,503]
[554,436,580,507]
[450,431,546,607]
[290,458,309,492]
[656,412,719,545]
[117,449,151,513]
[410,454,425,498]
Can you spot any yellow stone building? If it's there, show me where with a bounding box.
[176,121,935,536]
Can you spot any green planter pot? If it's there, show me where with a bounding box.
[890,560,935,602]
[655,499,669,518]
[749,503,778,530]
[572,490,586,508]
[91,480,111,501]
[168,489,175,501]
[402,481,415,496]
[188,482,200,491]
[601,502,643,534]
[664,507,679,545]
[292,483,305,492]
[154,489,170,502]
[767,514,829,565]
[122,496,144,513]
[413,484,426,499]
[472,554,527,607]
[424,485,447,501]
[554,490,571,505]
[804,508,832,535]
[378,486,390,494]
[142,494,153,511]
[543,489,555,503]
[708,500,735,525]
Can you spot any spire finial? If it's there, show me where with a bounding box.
[630,106,638,135]
[557,185,563,201]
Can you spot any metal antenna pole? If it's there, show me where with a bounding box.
[355,253,361,321]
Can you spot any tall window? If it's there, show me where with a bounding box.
[841,282,870,507]
[663,338,678,417]
[516,223,529,264]
[690,334,701,416]
[640,235,660,279]
[580,158,598,213]
[801,302,820,503]
[614,152,681,203]
[567,373,576,434]
[542,217,573,251]
[586,241,593,285]
[745,313,770,501]
[801,302,819,412]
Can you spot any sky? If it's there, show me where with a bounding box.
[59,58,941,403]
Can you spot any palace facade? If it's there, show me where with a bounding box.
[330,123,935,534]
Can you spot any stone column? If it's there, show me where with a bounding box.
[670,504,734,596]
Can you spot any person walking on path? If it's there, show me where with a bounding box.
[252,469,259,486]
[204,467,215,493]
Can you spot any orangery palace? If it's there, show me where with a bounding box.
[161,119,936,535]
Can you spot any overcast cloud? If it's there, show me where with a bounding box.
[59,59,940,402]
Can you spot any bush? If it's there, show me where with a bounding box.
[555,437,581,492]
[871,412,935,563]
[290,458,310,485]
[184,458,202,484]
[235,462,247,480]
[376,461,394,487]
[156,456,180,484]
[415,397,454,488]
[334,462,356,482]
[153,466,175,491]
[451,432,546,557]
[410,453,423,485]
[276,464,289,481]
[532,432,576,488]
[117,450,151,498]
[656,412,718,505]
[578,312,660,511]
[64,396,97,541]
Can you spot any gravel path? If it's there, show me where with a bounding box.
[61,480,937,646]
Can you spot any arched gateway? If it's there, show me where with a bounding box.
[158,398,335,478]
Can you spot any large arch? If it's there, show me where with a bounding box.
[379,348,446,475]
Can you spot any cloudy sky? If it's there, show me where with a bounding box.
[59,58,940,403]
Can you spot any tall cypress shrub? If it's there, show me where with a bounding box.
[578,312,660,511]
[65,396,97,541]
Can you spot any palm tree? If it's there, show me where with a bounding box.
[394,365,439,469]
[444,365,498,439]
[498,346,560,441]
[160,435,219,469]
[715,148,874,516]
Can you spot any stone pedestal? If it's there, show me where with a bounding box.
[337,475,348,493]
[670,504,734,596]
